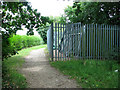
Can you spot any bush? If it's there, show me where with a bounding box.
[2,35,44,59]
[2,33,17,59]
[37,25,50,44]
[9,35,44,50]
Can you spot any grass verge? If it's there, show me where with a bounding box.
[2,44,47,88]
[50,59,119,88]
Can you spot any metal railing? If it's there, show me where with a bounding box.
[47,22,120,61]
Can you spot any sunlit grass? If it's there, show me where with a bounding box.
[50,59,119,88]
[2,44,47,88]
[18,44,47,56]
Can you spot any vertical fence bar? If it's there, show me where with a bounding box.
[77,23,79,59]
[63,24,65,61]
[113,25,114,48]
[109,25,110,53]
[111,25,112,52]
[117,25,118,51]
[98,24,100,59]
[89,24,91,59]
[58,23,59,61]
[100,24,102,59]
[91,24,93,59]
[75,24,77,59]
[67,24,69,60]
[65,24,67,61]
[55,23,57,61]
[119,26,120,50]
[105,24,106,53]
[74,24,76,58]
[115,25,117,48]
[117,25,119,60]
[73,24,75,59]
[87,24,88,59]
[84,24,86,59]
[65,24,67,60]
[78,23,79,59]
[80,23,82,58]
[82,24,84,59]
[76,24,78,59]
[93,24,96,59]
[67,24,70,60]
[71,24,72,59]
[107,25,109,51]
[117,25,120,60]
[74,24,76,59]
[102,24,104,59]
[60,24,62,60]
[96,24,98,59]
[51,23,53,61]
[63,24,66,60]
[77,23,80,59]
[69,24,71,60]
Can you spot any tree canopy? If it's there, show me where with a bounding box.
[1,1,51,59]
[63,2,119,25]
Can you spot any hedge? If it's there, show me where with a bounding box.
[8,35,44,51]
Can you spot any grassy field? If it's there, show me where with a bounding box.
[2,44,47,88]
[50,59,119,88]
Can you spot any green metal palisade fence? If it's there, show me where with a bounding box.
[47,22,120,61]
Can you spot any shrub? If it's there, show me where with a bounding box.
[2,35,44,59]
[9,35,44,50]
[2,34,17,59]
[37,24,50,44]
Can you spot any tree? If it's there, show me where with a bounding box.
[1,1,51,59]
[58,15,66,24]
[37,23,50,44]
[64,2,120,25]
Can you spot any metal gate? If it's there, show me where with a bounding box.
[47,22,120,61]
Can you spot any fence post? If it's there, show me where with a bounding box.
[58,23,59,61]
[82,24,86,59]
[51,22,53,61]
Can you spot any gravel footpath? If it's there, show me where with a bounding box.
[20,48,80,88]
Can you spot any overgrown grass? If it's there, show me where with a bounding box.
[50,59,119,88]
[2,44,47,88]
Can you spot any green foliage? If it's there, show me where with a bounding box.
[9,35,44,51]
[2,35,43,59]
[49,16,66,24]
[1,1,51,59]
[64,2,119,25]
[50,60,119,88]
[37,24,50,44]
[2,33,17,59]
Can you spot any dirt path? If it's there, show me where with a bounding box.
[20,48,80,88]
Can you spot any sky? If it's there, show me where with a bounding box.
[28,0,73,17]
[17,0,73,35]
